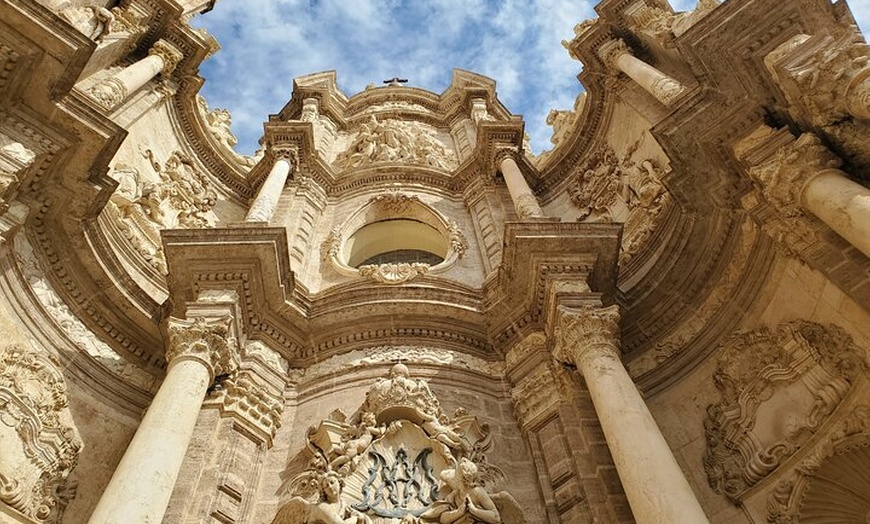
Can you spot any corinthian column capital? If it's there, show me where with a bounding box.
[148,39,183,77]
[597,38,632,69]
[165,316,239,380]
[553,304,621,366]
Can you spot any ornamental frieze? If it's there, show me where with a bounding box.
[703,320,867,500]
[272,364,526,523]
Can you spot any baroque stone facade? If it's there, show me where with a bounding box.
[0,0,868,523]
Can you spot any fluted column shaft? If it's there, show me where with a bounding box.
[555,305,709,524]
[245,156,292,223]
[88,317,238,524]
[86,39,182,110]
[598,39,686,107]
[500,155,544,219]
[802,169,870,257]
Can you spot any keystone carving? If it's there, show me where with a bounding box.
[0,346,83,524]
[272,364,526,523]
[165,316,240,380]
[703,320,867,501]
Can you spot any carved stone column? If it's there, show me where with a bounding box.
[597,38,686,107]
[87,315,239,524]
[86,39,182,110]
[554,305,709,524]
[736,127,870,257]
[245,148,296,223]
[499,154,544,219]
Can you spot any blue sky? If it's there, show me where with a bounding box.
[192,0,870,156]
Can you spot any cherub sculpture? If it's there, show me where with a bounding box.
[418,459,501,524]
[329,411,386,471]
[271,471,371,524]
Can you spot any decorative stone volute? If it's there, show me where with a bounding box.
[553,304,621,367]
[165,316,240,381]
[148,39,183,77]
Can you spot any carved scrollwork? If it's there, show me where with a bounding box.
[568,140,670,264]
[148,39,183,77]
[86,77,127,110]
[105,149,218,274]
[0,346,82,523]
[703,320,867,501]
[358,262,430,284]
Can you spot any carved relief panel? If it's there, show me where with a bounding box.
[104,148,218,275]
[703,320,867,501]
[0,346,82,523]
[272,364,526,523]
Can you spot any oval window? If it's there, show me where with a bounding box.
[344,219,448,268]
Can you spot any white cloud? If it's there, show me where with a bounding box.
[193,0,869,155]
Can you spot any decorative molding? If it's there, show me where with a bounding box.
[358,262,430,284]
[510,363,567,431]
[703,320,867,500]
[215,370,284,445]
[766,405,870,523]
[11,232,157,392]
[0,346,82,524]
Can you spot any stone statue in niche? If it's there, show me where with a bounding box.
[273,364,526,523]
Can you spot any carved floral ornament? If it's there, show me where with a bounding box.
[703,320,867,501]
[0,346,82,524]
[568,139,671,264]
[553,304,621,368]
[324,190,468,285]
[271,364,526,523]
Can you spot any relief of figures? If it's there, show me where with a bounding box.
[334,117,458,171]
[272,364,525,524]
